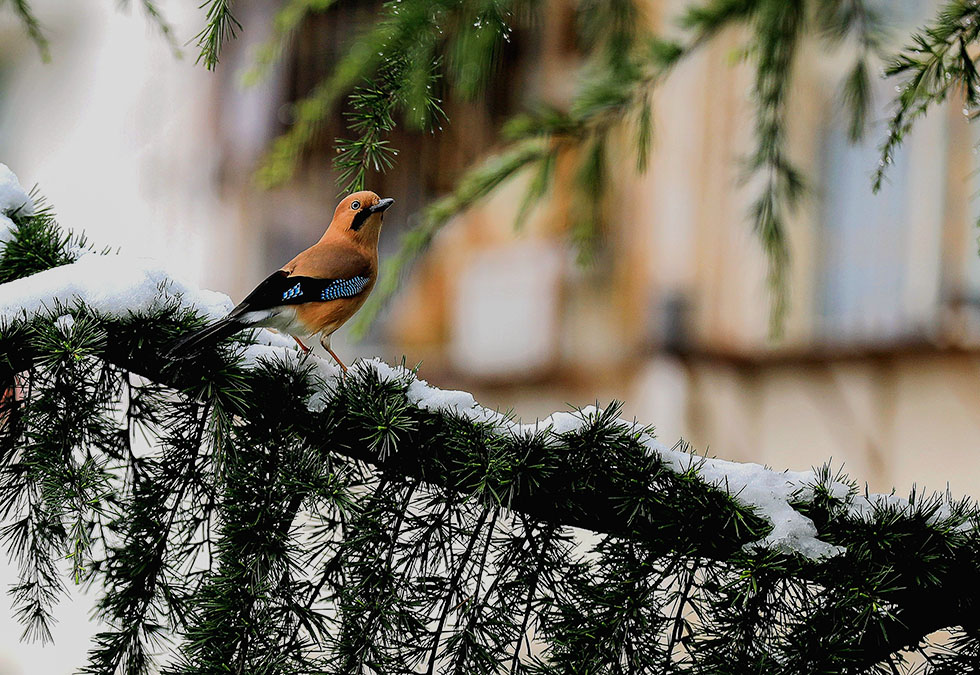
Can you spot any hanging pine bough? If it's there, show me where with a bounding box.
[0,171,978,673]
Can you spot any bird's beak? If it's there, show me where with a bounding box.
[369,198,395,213]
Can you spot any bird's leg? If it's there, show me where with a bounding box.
[320,335,348,377]
[328,348,349,376]
[292,336,311,353]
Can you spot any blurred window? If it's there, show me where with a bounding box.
[449,241,562,378]
[816,11,947,346]
[963,127,980,336]
[818,87,913,344]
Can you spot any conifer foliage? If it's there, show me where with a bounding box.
[1,193,980,673]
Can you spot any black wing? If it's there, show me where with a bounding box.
[228,270,371,318]
[168,271,371,358]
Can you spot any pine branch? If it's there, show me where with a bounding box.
[5,0,179,60]
[240,0,338,87]
[254,19,394,188]
[0,203,87,284]
[876,0,980,192]
[5,0,49,61]
[255,0,530,188]
[123,0,182,57]
[815,0,886,142]
[83,398,215,674]
[333,62,407,194]
[195,0,242,71]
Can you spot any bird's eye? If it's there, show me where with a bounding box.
[351,200,361,210]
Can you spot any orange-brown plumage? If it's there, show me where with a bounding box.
[170,190,393,371]
[293,281,376,337]
[284,194,382,336]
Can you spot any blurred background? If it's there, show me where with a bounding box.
[0,0,978,669]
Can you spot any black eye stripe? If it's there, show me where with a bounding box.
[350,207,372,231]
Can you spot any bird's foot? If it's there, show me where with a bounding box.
[292,336,311,354]
[322,342,349,379]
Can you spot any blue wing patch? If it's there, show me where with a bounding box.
[320,276,370,301]
[233,270,371,315]
[282,283,303,301]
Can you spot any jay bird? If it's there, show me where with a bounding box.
[170,191,393,372]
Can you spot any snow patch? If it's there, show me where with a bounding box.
[0,163,34,245]
[0,254,232,323]
[369,360,513,426]
[535,410,593,435]
[54,314,75,334]
[238,339,342,412]
[649,440,846,558]
[0,215,15,245]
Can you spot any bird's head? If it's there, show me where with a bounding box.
[329,191,394,243]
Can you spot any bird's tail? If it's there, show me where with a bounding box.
[168,319,245,359]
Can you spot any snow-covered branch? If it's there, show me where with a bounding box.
[0,221,963,562]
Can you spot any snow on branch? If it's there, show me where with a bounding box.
[0,164,35,244]
[0,215,960,561]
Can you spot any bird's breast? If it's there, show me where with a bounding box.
[295,294,369,336]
